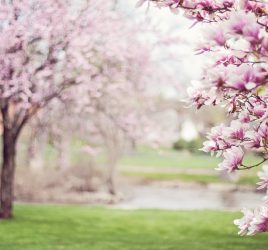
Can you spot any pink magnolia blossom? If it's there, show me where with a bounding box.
[249,206,268,235]
[223,120,247,141]
[202,140,218,153]
[257,165,268,190]
[187,84,218,109]
[143,0,268,235]
[216,146,244,172]
[234,208,255,236]
[258,122,268,139]
[238,111,251,123]
[235,206,268,235]
[244,131,262,149]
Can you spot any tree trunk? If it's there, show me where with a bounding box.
[0,127,17,219]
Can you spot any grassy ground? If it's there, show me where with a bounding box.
[119,147,262,186]
[1,205,268,250]
[120,147,221,169]
[120,147,261,169]
[122,171,259,185]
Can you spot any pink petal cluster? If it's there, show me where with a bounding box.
[216,147,244,172]
[142,0,268,235]
[234,206,268,235]
[257,165,268,190]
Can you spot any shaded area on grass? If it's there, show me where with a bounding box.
[1,205,268,250]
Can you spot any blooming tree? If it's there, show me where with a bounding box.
[26,14,172,195]
[141,0,268,235]
[0,0,126,219]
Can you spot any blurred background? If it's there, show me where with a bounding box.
[1,1,268,250]
[11,0,263,210]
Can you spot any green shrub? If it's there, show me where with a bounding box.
[173,138,203,153]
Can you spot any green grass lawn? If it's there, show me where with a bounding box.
[120,147,261,169]
[122,171,221,183]
[122,171,259,186]
[1,205,268,250]
[119,147,263,186]
[120,148,220,168]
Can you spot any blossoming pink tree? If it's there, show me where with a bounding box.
[0,0,124,219]
[26,16,172,195]
[141,0,268,235]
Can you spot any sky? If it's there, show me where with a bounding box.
[115,0,205,141]
[116,0,205,99]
